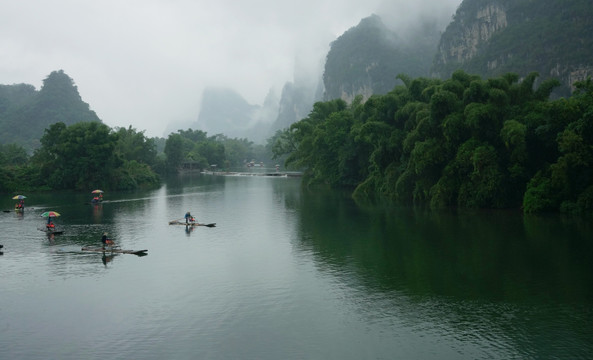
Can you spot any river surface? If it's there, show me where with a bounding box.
[1,172,592,359]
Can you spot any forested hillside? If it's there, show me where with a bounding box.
[0,70,101,150]
[273,71,593,214]
[432,0,593,97]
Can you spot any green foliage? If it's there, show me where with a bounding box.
[111,160,161,190]
[32,122,120,189]
[0,121,162,192]
[280,71,593,213]
[269,129,296,166]
[523,171,558,212]
[163,128,274,173]
[164,133,185,172]
[114,126,157,166]
[0,143,29,166]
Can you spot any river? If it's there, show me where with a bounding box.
[1,172,592,359]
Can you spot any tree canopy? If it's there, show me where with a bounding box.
[274,71,593,214]
[0,122,161,192]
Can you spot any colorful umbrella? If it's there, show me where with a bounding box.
[12,195,27,200]
[91,189,104,194]
[40,211,61,217]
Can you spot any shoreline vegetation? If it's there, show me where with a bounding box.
[0,122,276,194]
[272,71,593,214]
[2,71,592,214]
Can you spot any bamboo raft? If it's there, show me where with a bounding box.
[81,247,148,255]
[168,220,216,227]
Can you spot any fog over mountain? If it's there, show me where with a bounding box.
[0,0,460,139]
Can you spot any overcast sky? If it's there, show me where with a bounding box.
[0,0,460,138]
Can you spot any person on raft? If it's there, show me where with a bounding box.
[15,199,24,209]
[185,211,196,224]
[46,217,55,230]
[101,232,114,248]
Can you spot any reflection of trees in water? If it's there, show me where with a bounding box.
[297,192,593,302]
[293,189,593,358]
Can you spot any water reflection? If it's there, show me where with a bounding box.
[289,189,593,358]
[102,253,115,266]
[185,224,195,236]
[92,203,103,223]
[295,192,593,302]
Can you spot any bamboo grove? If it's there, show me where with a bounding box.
[272,71,593,213]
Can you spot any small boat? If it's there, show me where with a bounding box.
[168,220,216,227]
[81,247,147,255]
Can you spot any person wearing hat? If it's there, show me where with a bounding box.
[101,232,114,248]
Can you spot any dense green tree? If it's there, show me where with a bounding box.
[269,129,296,167]
[114,126,157,166]
[0,143,36,193]
[527,79,593,212]
[279,71,593,213]
[164,133,184,172]
[32,122,120,189]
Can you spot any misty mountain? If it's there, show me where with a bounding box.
[323,14,443,102]
[192,87,278,144]
[182,13,449,142]
[431,0,593,96]
[0,70,101,150]
[268,79,323,136]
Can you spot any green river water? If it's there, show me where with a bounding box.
[1,172,592,359]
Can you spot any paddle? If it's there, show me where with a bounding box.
[197,223,216,227]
